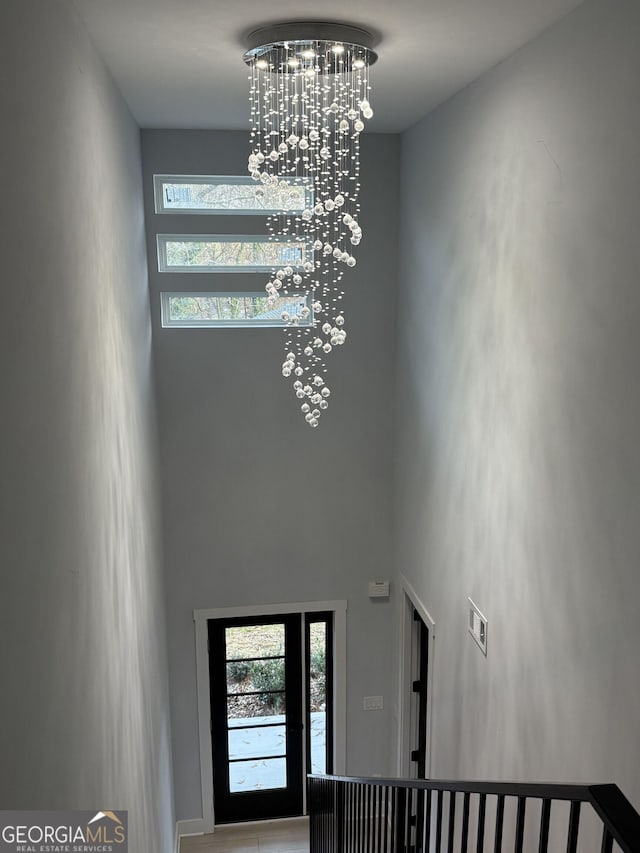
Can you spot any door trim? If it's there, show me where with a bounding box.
[396,575,435,779]
[194,600,347,832]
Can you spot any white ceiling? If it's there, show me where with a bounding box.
[72,0,584,133]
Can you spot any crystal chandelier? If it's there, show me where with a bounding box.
[244,23,377,427]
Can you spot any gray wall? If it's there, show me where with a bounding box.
[0,2,174,850]
[142,130,399,822]
[395,0,640,815]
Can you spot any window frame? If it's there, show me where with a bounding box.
[153,174,313,216]
[157,233,312,274]
[160,291,314,329]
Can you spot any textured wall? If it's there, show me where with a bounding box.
[395,0,640,821]
[142,130,399,822]
[0,3,174,850]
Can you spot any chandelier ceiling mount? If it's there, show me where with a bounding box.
[243,22,378,70]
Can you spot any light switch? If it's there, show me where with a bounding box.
[363,695,384,710]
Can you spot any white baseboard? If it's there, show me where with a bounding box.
[175,817,212,852]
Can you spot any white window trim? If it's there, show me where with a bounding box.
[154,174,312,216]
[160,291,314,329]
[157,233,311,274]
[193,600,347,833]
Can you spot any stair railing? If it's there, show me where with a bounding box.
[308,774,640,853]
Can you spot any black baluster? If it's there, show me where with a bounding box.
[567,802,581,853]
[476,793,486,853]
[514,797,526,853]
[322,779,326,853]
[317,779,322,853]
[600,826,613,853]
[435,790,443,851]
[538,799,551,853]
[390,786,398,853]
[415,789,425,853]
[362,781,368,853]
[447,791,456,853]
[309,780,314,853]
[356,785,364,853]
[409,787,415,851]
[383,786,390,853]
[337,781,346,853]
[396,788,407,853]
[461,792,470,853]
[349,781,354,853]
[425,789,432,850]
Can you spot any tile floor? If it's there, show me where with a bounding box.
[180,817,310,853]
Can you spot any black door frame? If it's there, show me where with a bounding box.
[399,586,434,782]
[208,610,335,823]
[304,611,334,777]
[410,608,429,779]
[407,607,431,852]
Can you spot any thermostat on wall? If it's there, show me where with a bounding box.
[369,580,390,598]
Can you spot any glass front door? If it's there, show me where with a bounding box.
[209,615,303,823]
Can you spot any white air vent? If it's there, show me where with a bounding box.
[468,598,488,655]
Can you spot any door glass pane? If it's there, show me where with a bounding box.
[227,694,286,723]
[226,658,285,694]
[225,624,285,659]
[229,757,287,793]
[309,621,327,774]
[228,725,286,760]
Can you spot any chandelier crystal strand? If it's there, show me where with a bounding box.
[245,28,376,426]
